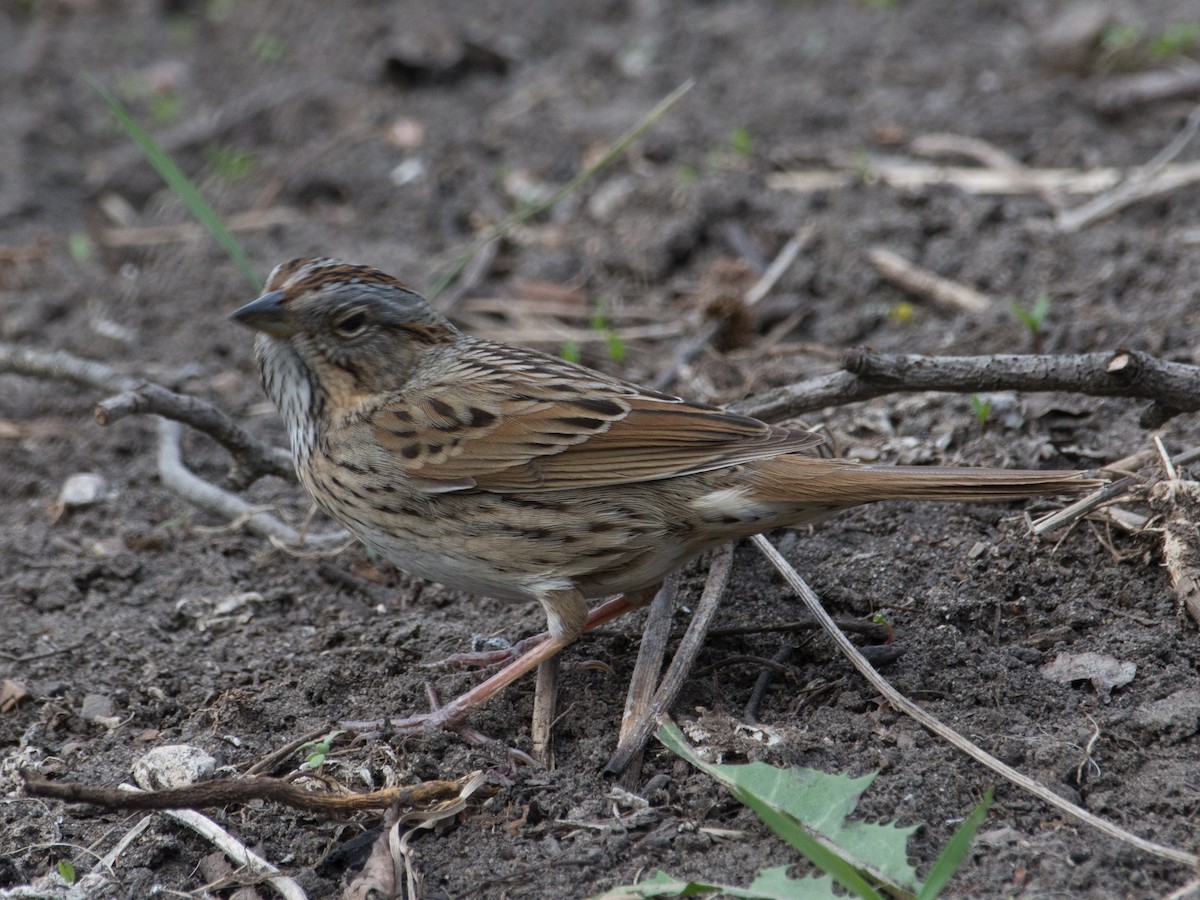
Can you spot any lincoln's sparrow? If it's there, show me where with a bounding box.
[232,257,1093,729]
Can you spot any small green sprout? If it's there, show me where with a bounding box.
[1150,23,1200,58]
[887,300,915,325]
[871,611,894,643]
[1100,23,1143,52]
[68,232,93,264]
[150,92,181,126]
[850,147,873,183]
[299,730,344,770]
[1010,293,1050,336]
[729,126,753,157]
[250,33,285,62]
[605,331,627,363]
[560,339,582,364]
[56,860,76,884]
[590,306,627,363]
[206,145,255,181]
[676,164,699,183]
[970,394,992,430]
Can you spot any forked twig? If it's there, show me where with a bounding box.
[156,419,348,549]
[613,573,681,788]
[98,381,293,487]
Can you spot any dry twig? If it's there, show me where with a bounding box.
[603,546,733,778]
[1149,460,1200,627]
[613,573,680,788]
[99,208,302,248]
[97,381,293,487]
[1056,104,1200,232]
[735,349,1200,429]
[867,247,991,314]
[22,768,476,814]
[1095,65,1200,114]
[911,133,1066,208]
[750,534,1200,869]
[155,419,348,549]
[769,156,1200,210]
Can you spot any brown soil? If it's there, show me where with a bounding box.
[3,1,1200,897]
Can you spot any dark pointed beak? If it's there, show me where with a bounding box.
[229,290,297,337]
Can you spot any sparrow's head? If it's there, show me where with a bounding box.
[231,258,459,405]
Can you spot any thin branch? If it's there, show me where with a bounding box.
[614,573,681,788]
[0,341,137,393]
[603,545,733,778]
[750,533,1200,869]
[155,419,347,549]
[769,156,1200,204]
[21,768,470,813]
[97,382,293,487]
[1094,66,1200,113]
[911,133,1065,208]
[867,247,991,314]
[734,349,1200,428]
[1057,103,1200,232]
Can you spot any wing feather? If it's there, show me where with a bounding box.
[369,339,822,492]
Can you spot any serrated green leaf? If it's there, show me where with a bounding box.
[731,786,884,899]
[747,865,838,899]
[591,865,840,899]
[657,723,891,898]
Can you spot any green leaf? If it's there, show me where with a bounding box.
[68,232,93,264]
[657,722,917,898]
[250,32,286,62]
[1009,293,1050,335]
[1150,23,1199,57]
[730,126,753,157]
[56,860,76,884]
[86,74,261,290]
[605,330,627,362]
[969,394,992,426]
[299,729,344,770]
[592,866,839,899]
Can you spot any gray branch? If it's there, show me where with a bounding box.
[96,382,293,488]
[734,349,1200,429]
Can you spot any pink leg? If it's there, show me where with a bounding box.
[340,595,637,735]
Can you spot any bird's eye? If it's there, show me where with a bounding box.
[333,309,368,337]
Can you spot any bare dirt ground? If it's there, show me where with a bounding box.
[3,1,1200,897]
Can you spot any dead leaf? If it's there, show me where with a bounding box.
[1,679,31,713]
[1039,651,1136,698]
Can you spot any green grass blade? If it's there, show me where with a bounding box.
[916,788,993,900]
[86,74,261,291]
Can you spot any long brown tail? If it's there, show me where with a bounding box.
[750,457,1100,508]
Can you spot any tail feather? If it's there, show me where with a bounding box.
[750,457,1100,508]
